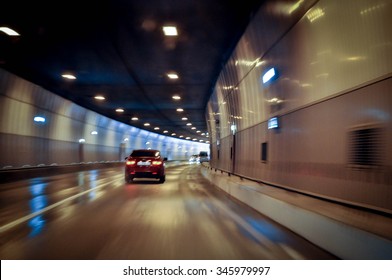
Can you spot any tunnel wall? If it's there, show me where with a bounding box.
[206,0,392,213]
[0,69,208,169]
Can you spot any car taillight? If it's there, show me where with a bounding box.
[152,161,162,165]
[126,160,136,165]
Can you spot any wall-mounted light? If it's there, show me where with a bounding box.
[268,117,279,129]
[262,67,277,84]
[33,116,46,123]
[231,124,237,134]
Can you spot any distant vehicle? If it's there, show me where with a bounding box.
[189,154,200,163]
[125,149,167,183]
[198,151,209,162]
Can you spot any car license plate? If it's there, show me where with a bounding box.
[137,161,151,166]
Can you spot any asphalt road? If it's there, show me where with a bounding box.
[0,163,337,259]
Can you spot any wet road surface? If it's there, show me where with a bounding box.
[0,164,337,259]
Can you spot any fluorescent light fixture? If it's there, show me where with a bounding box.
[154,127,160,130]
[182,117,188,121]
[33,116,46,123]
[262,68,277,84]
[186,123,192,126]
[163,130,169,133]
[172,95,181,100]
[94,95,105,100]
[176,108,184,112]
[167,73,179,79]
[144,123,150,126]
[0,27,20,36]
[115,108,124,112]
[268,117,279,129]
[162,26,178,36]
[61,74,76,80]
[171,133,176,136]
[131,117,139,121]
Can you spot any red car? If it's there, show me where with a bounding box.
[125,149,167,183]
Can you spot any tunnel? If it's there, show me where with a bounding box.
[1,0,391,270]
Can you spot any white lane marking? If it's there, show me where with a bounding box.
[0,176,123,233]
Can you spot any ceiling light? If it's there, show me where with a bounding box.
[176,108,184,112]
[182,117,188,121]
[167,73,179,79]
[78,139,86,143]
[163,130,169,133]
[186,123,192,126]
[179,135,184,138]
[171,133,176,136]
[186,137,191,140]
[62,74,76,80]
[191,127,196,130]
[115,108,124,112]
[144,123,150,126]
[131,117,139,121]
[172,95,181,100]
[94,95,105,100]
[91,131,98,135]
[162,26,178,36]
[154,127,160,130]
[0,27,20,36]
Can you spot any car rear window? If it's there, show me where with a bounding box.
[131,150,160,157]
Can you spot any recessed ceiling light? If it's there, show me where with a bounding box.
[62,74,76,80]
[163,130,169,133]
[186,123,192,126]
[179,135,184,138]
[162,26,178,36]
[144,123,150,126]
[154,127,160,130]
[0,27,20,36]
[167,73,179,79]
[94,95,105,100]
[131,117,139,121]
[191,127,196,130]
[176,108,184,112]
[172,95,181,100]
[171,133,176,136]
[182,117,188,121]
[115,108,124,112]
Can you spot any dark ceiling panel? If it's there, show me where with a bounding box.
[0,0,263,142]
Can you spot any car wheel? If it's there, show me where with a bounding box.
[125,175,134,183]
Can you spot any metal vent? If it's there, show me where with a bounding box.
[348,126,383,168]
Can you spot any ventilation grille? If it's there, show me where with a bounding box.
[348,126,383,168]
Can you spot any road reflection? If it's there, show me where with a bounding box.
[28,178,48,237]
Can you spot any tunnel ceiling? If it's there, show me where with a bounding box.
[0,0,263,142]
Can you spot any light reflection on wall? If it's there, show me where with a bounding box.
[28,178,48,237]
[88,170,98,201]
